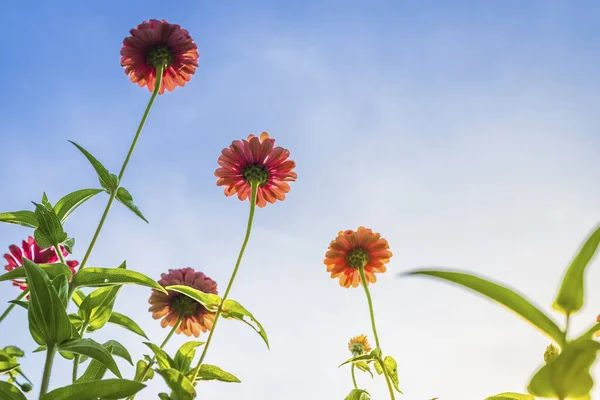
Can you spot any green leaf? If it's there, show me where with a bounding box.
[354,361,373,378]
[115,187,148,223]
[174,341,205,373]
[23,259,73,345]
[192,364,241,383]
[528,339,600,399]
[0,262,72,282]
[222,299,270,348]
[71,267,167,293]
[40,379,145,400]
[0,211,38,228]
[485,393,535,400]
[62,238,75,254]
[143,342,174,370]
[8,300,28,310]
[158,394,173,400]
[404,269,565,345]
[0,361,19,373]
[54,189,105,223]
[165,285,221,311]
[76,340,133,383]
[52,275,69,308]
[58,338,121,378]
[156,368,196,400]
[72,290,86,307]
[553,225,600,315]
[382,356,403,393]
[69,141,119,191]
[106,312,148,339]
[103,340,133,365]
[32,201,67,248]
[0,381,26,400]
[78,286,121,330]
[374,360,383,375]
[345,389,371,400]
[339,349,380,368]
[2,346,24,358]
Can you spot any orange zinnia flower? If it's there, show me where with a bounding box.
[215,132,297,208]
[120,19,199,94]
[148,268,217,337]
[348,334,372,356]
[324,227,392,288]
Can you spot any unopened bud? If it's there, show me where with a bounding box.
[543,343,559,363]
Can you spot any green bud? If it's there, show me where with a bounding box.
[543,343,559,363]
[20,383,33,392]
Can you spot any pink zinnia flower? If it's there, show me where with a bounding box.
[120,19,199,94]
[215,132,297,208]
[3,236,79,291]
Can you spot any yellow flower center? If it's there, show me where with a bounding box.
[347,248,369,269]
[147,46,173,69]
[242,165,269,186]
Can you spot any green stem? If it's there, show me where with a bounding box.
[351,363,358,389]
[127,315,181,400]
[54,244,67,265]
[72,322,89,382]
[358,265,395,400]
[39,344,56,397]
[564,313,571,343]
[0,290,28,324]
[73,65,164,277]
[190,181,259,384]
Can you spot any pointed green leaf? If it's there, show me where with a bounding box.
[404,269,564,345]
[158,394,173,400]
[51,275,69,308]
[58,338,121,378]
[156,368,196,400]
[0,262,72,282]
[165,285,221,311]
[339,349,380,368]
[222,299,269,348]
[76,340,133,383]
[0,211,37,228]
[72,290,86,307]
[103,340,133,365]
[2,346,24,358]
[143,342,173,370]
[553,225,600,315]
[106,312,148,339]
[485,394,535,400]
[71,267,167,293]
[54,189,105,223]
[62,238,75,254]
[69,141,119,191]
[345,389,371,400]
[40,379,145,400]
[116,187,148,223]
[0,361,19,373]
[78,286,121,330]
[192,364,240,383]
[8,300,28,310]
[0,381,26,400]
[382,356,402,393]
[174,341,204,373]
[528,339,600,399]
[354,361,373,378]
[23,259,73,345]
[32,201,67,248]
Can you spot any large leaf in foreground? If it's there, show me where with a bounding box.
[71,268,166,293]
[156,369,196,400]
[40,379,145,400]
[0,381,26,400]
[403,269,564,345]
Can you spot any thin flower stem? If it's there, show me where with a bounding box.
[72,322,89,382]
[0,290,28,324]
[73,65,165,278]
[351,363,358,389]
[358,265,395,400]
[127,315,182,400]
[190,181,259,384]
[40,343,56,396]
[54,244,67,265]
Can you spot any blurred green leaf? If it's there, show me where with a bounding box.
[40,379,145,400]
[32,201,67,249]
[158,394,173,400]
[485,393,535,400]
[528,339,600,399]
[156,368,196,400]
[8,300,28,310]
[54,189,104,224]
[340,349,380,368]
[222,299,269,348]
[72,290,86,307]
[344,389,371,400]
[165,285,221,311]
[0,262,72,283]
[0,381,26,400]
[0,361,19,373]
[354,361,373,378]
[143,342,173,370]
[382,356,402,393]
[105,312,148,339]
[78,286,121,330]
[553,225,600,315]
[69,141,119,191]
[134,360,154,383]
[62,238,75,254]
[174,341,204,373]
[404,269,565,345]
[191,364,240,383]
[58,338,121,378]
[51,275,69,308]
[2,346,24,358]
[0,211,37,228]
[115,187,148,223]
[23,259,72,346]
[71,267,167,293]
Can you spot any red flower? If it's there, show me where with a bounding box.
[324,227,392,288]
[120,19,199,94]
[3,236,79,291]
[215,132,297,208]
[148,268,218,337]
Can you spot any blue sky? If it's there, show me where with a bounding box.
[1,1,600,399]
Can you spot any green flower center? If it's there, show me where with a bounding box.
[349,342,365,357]
[171,294,201,317]
[242,165,270,186]
[147,46,173,69]
[347,248,369,269]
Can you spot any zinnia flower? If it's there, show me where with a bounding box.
[120,19,199,94]
[3,236,79,291]
[348,334,372,357]
[324,227,392,288]
[148,268,218,337]
[215,132,297,208]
